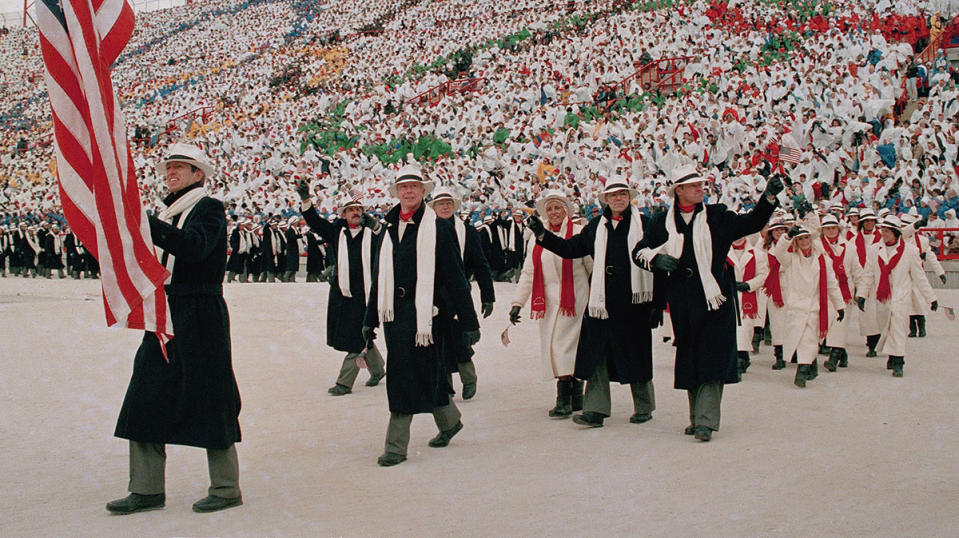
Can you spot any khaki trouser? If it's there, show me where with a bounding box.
[335,344,385,388]
[384,403,461,457]
[583,358,655,418]
[687,382,724,432]
[128,441,241,499]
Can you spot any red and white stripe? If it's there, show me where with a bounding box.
[37,0,172,345]
[780,145,802,164]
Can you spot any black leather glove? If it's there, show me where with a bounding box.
[931,300,939,311]
[837,309,845,322]
[855,297,866,311]
[361,326,376,346]
[360,213,379,229]
[526,215,545,237]
[915,219,928,229]
[509,305,522,325]
[940,274,947,284]
[463,329,481,346]
[648,307,663,329]
[296,179,311,201]
[787,226,803,239]
[481,302,494,318]
[764,174,785,198]
[650,254,680,273]
[735,281,750,292]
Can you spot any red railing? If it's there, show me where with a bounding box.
[406,77,488,107]
[164,105,215,134]
[919,227,959,260]
[621,56,692,94]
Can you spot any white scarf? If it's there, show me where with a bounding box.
[498,221,516,251]
[337,226,372,299]
[237,230,249,254]
[377,204,438,346]
[25,231,41,254]
[453,218,466,259]
[589,205,653,319]
[157,187,207,283]
[664,202,725,311]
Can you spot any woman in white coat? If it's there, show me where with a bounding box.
[820,214,858,371]
[900,213,946,338]
[761,218,789,369]
[510,190,592,418]
[774,224,846,388]
[728,235,769,375]
[855,215,938,377]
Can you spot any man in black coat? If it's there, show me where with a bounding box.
[477,215,505,279]
[225,216,245,283]
[281,216,300,282]
[258,219,279,282]
[528,177,657,428]
[297,181,386,395]
[108,143,242,514]
[63,227,79,278]
[497,208,526,282]
[632,165,783,442]
[363,164,480,467]
[429,186,495,400]
[304,229,327,282]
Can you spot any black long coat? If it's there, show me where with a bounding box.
[305,232,326,274]
[632,197,777,390]
[284,228,299,272]
[538,206,654,384]
[365,204,479,414]
[260,225,276,273]
[114,189,241,450]
[440,219,495,367]
[303,206,380,353]
[226,227,246,273]
[477,224,505,273]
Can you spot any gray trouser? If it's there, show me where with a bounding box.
[456,359,477,386]
[335,344,385,388]
[583,358,655,418]
[384,403,461,457]
[687,382,724,431]
[128,441,241,499]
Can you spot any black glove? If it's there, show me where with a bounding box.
[797,200,814,218]
[648,307,663,329]
[481,302,494,318]
[360,213,379,229]
[931,300,939,311]
[764,174,785,198]
[915,219,928,229]
[526,215,545,237]
[855,297,866,311]
[463,329,481,346]
[509,305,522,325]
[787,226,803,239]
[296,179,311,201]
[940,274,947,284]
[735,281,750,292]
[650,254,680,273]
[837,309,845,322]
[361,326,376,347]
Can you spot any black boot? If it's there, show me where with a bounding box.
[890,356,904,377]
[751,327,763,353]
[908,315,918,337]
[917,316,927,338]
[570,379,584,412]
[737,351,751,375]
[548,379,573,418]
[808,358,819,380]
[790,351,798,364]
[794,364,810,388]
[818,343,830,355]
[763,321,772,346]
[838,348,849,368]
[772,345,786,370]
[572,411,604,428]
[824,348,841,371]
[886,356,893,370]
[865,335,880,357]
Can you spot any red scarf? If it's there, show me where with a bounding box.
[876,240,906,304]
[763,253,784,307]
[821,237,852,303]
[738,252,758,318]
[818,254,829,339]
[855,229,880,266]
[531,219,576,319]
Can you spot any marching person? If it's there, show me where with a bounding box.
[773,224,845,388]
[820,214,857,371]
[497,209,526,282]
[226,216,246,283]
[297,181,385,395]
[855,215,938,378]
[900,213,946,338]
[478,214,505,280]
[853,208,883,357]
[258,218,279,282]
[108,143,242,514]
[282,216,300,282]
[428,186,494,401]
[510,189,592,418]
[528,177,657,429]
[633,166,782,442]
[304,227,328,283]
[728,233,769,375]
[761,218,788,369]
[363,164,479,467]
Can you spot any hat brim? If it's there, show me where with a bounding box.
[599,186,638,204]
[535,194,575,219]
[388,179,434,198]
[156,157,215,182]
[666,177,706,196]
[337,201,365,216]
[428,195,461,212]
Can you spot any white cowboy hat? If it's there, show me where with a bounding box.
[878,215,901,231]
[535,189,575,219]
[428,186,462,211]
[666,163,706,195]
[598,176,638,204]
[335,194,365,216]
[388,164,434,197]
[156,143,215,180]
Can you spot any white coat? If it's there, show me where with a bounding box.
[821,235,857,348]
[851,229,883,336]
[728,243,769,352]
[760,244,787,346]
[857,240,937,358]
[512,219,593,380]
[903,231,945,315]
[775,236,845,365]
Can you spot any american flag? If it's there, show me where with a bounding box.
[779,145,802,164]
[37,0,173,348]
